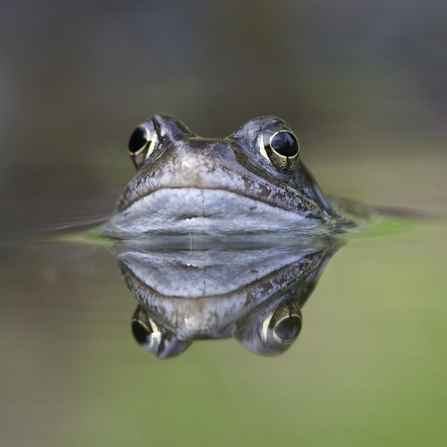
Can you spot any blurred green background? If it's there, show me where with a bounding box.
[1,1,447,446]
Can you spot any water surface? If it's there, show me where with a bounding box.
[1,153,446,447]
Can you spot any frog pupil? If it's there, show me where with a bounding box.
[271,132,298,157]
[132,320,152,344]
[129,126,149,153]
[273,316,301,341]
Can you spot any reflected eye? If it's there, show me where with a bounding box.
[260,129,300,171]
[262,301,302,345]
[132,318,154,344]
[273,314,302,342]
[131,305,162,349]
[128,122,158,169]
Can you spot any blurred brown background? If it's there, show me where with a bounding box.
[0,0,446,231]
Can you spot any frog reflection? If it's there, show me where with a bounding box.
[111,236,342,358]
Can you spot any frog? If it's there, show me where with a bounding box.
[102,114,364,238]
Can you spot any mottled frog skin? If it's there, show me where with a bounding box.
[102,114,358,238]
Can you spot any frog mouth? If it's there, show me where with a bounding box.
[104,187,322,237]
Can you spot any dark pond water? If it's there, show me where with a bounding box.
[1,1,447,446]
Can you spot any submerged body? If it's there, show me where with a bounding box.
[103,114,368,238]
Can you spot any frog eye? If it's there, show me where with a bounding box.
[259,130,300,171]
[128,126,149,153]
[128,121,159,169]
[131,305,163,350]
[262,301,302,344]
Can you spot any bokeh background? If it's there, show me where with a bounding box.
[1,1,447,446]
[1,0,446,231]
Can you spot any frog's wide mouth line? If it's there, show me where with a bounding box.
[121,187,315,219]
[104,187,323,237]
[120,184,317,215]
[125,187,308,217]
